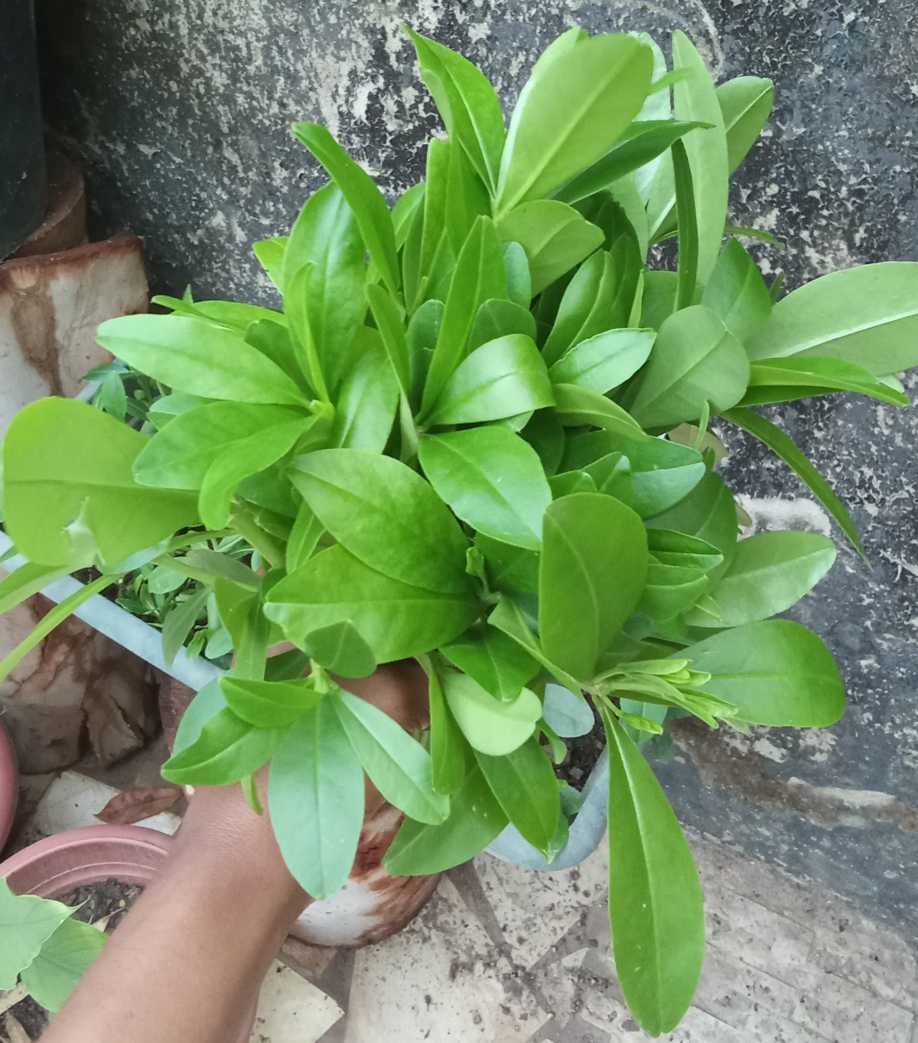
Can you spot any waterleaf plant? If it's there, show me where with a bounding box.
[2,26,916,1035]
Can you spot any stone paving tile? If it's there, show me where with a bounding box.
[791,969,914,1043]
[693,943,800,1030]
[250,962,343,1042]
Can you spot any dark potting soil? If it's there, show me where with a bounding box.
[9,879,143,1040]
[557,710,604,789]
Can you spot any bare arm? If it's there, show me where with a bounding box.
[42,782,308,1043]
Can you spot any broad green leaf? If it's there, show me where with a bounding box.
[549,328,655,393]
[629,305,749,428]
[365,283,410,397]
[476,534,539,595]
[332,330,399,450]
[495,33,653,213]
[671,137,699,310]
[301,621,376,678]
[497,200,603,295]
[425,334,554,426]
[134,402,305,490]
[552,383,645,440]
[393,182,424,246]
[602,707,704,1036]
[702,238,772,344]
[290,449,471,593]
[550,470,596,497]
[646,472,738,580]
[407,298,444,404]
[408,28,505,193]
[96,315,306,405]
[2,399,197,568]
[419,428,551,550]
[441,623,540,701]
[265,545,477,661]
[746,262,918,373]
[291,122,400,295]
[152,296,287,331]
[640,269,679,330]
[0,880,75,990]
[468,298,537,352]
[198,420,305,530]
[488,595,582,692]
[503,241,532,305]
[422,216,507,415]
[383,766,507,875]
[334,687,448,824]
[443,673,541,755]
[253,236,287,290]
[684,531,836,627]
[670,31,728,286]
[646,529,725,568]
[220,676,321,728]
[555,119,710,204]
[425,658,468,794]
[723,407,864,556]
[0,561,69,615]
[281,182,366,392]
[21,916,107,1013]
[540,493,648,680]
[172,679,227,756]
[741,356,910,407]
[180,549,258,589]
[542,251,620,365]
[269,700,365,898]
[161,587,209,666]
[214,579,271,679]
[639,561,710,621]
[285,264,334,400]
[404,138,451,308]
[147,391,211,429]
[685,619,845,726]
[542,683,595,738]
[162,708,285,786]
[286,501,322,573]
[521,410,565,475]
[475,737,559,855]
[717,76,775,173]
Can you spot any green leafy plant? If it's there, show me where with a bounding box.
[0,880,106,1015]
[1,26,916,1034]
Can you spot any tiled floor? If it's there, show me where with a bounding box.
[12,772,918,1042]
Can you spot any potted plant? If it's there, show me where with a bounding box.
[1,25,916,1035]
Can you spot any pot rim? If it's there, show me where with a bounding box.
[0,720,19,853]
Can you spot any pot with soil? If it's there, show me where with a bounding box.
[1,24,916,1038]
[0,722,19,854]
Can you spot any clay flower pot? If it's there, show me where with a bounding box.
[0,720,19,853]
[161,661,442,948]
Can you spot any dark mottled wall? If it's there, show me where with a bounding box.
[37,0,918,935]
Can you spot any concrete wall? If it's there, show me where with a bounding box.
[38,0,918,937]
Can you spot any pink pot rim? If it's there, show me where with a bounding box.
[0,722,18,854]
[0,825,173,898]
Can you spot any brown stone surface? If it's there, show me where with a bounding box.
[10,150,87,259]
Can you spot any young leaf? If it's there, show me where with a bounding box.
[161,587,209,666]
[365,283,410,397]
[722,407,864,556]
[253,236,288,290]
[290,449,471,593]
[421,216,507,415]
[198,420,306,530]
[542,250,619,364]
[407,28,505,193]
[332,329,399,451]
[503,241,532,305]
[424,657,469,795]
[549,329,655,394]
[171,679,228,757]
[702,238,773,344]
[0,880,76,990]
[269,700,365,898]
[443,673,542,756]
[552,383,645,440]
[20,917,107,1013]
[265,545,477,661]
[639,561,710,621]
[424,334,554,426]
[301,621,377,678]
[685,619,845,726]
[745,262,918,374]
[542,683,595,738]
[521,410,565,476]
[220,676,321,728]
[496,200,603,295]
[540,494,648,680]
[468,299,537,352]
[495,33,653,213]
[291,122,400,296]
[671,138,698,311]
[476,535,539,595]
[441,624,540,701]
[161,708,285,786]
[474,736,559,855]
[3,399,198,568]
[741,356,910,407]
[601,706,704,1036]
[717,76,775,173]
[286,501,323,573]
[383,766,507,875]
[97,315,306,406]
[683,531,836,627]
[334,687,449,824]
[629,305,749,428]
[418,428,552,550]
[0,561,69,615]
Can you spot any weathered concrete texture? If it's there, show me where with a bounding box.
[36,0,918,937]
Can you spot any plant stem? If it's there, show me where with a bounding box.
[231,508,284,570]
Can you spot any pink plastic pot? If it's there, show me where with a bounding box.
[0,825,256,1041]
[0,720,19,853]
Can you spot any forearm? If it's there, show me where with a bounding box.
[43,787,307,1043]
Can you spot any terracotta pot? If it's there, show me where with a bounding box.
[0,720,19,853]
[162,661,442,947]
[0,825,255,1041]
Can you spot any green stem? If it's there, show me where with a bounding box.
[231,508,284,570]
